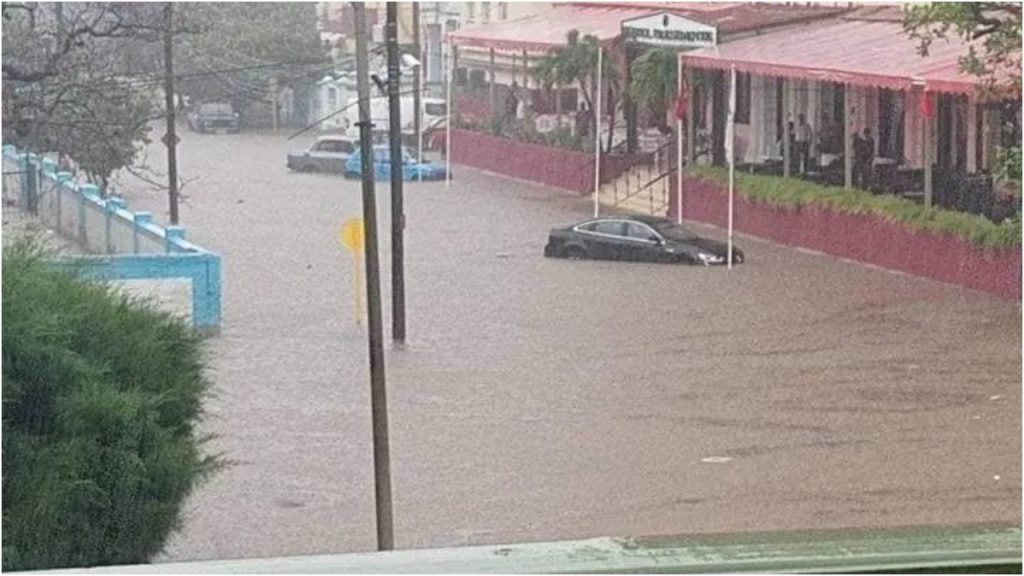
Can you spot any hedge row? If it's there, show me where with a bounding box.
[690,165,1021,250]
[2,243,218,571]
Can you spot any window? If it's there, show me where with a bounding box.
[594,220,626,236]
[498,2,508,19]
[482,2,491,22]
[467,3,475,21]
[626,222,659,241]
[425,102,448,116]
[877,88,904,160]
[734,72,750,125]
[469,69,487,90]
[315,140,339,153]
[199,103,233,115]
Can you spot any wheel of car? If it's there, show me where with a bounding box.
[563,246,588,260]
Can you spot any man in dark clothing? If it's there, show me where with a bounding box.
[575,102,591,138]
[854,127,875,189]
[505,81,520,121]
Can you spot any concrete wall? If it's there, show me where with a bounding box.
[669,172,1021,300]
[452,128,594,193]
[2,145,223,332]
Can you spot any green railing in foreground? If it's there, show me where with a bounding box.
[36,524,1020,574]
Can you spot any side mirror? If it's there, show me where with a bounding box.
[649,236,662,245]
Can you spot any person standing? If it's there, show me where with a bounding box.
[796,113,814,173]
[854,127,875,189]
[575,102,591,138]
[505,81,520,122]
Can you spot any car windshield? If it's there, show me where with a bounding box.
[199,103,233,115]
[363,147,417,163]
[424,102,447,116]
[654,221,698,240]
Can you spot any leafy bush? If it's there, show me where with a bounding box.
[995,145,1022,193]
[454,113,590,153]
[2,243,218,571]
[691,166,1022,250]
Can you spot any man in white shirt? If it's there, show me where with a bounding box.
[795,113,814,173]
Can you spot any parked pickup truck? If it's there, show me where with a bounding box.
[187,103,240,134]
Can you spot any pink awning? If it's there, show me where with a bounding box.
[447,6,654,52]
[681,18,980,94]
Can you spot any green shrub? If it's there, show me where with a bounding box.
[2,243,218,571]
[690,165,1021,250]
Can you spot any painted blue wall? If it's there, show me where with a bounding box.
[3,145,222,333]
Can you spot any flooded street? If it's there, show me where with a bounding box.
[114,131,1020,562]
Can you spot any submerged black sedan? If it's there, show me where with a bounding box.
[544,215,745,265]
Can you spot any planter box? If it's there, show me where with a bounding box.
[452,129,594,193]
[670,174,1022,300]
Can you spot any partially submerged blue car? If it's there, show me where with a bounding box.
[344,145,448,181]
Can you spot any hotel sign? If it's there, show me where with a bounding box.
[622,13,717,48]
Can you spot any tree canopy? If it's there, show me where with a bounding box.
[2,3,163,187]
[1,2,327,187]
[533,30,621,151]
[628,47,678,130]
[903,2,1022,98]
[173,3,328,114]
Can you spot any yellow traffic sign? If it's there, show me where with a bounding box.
[341,218,365,252]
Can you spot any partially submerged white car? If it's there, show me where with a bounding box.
[287,135,357,173]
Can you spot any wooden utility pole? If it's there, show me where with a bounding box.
[353,1,394,552]
[162,2,180,224]
[412,2,421,164]
[386,3,406,344]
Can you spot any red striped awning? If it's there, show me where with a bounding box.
[681,18,983,94]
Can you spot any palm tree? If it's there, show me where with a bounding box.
[628,47,678,132]
[533,30,620,152]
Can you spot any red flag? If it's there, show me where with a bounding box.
[674,90,688,122]
[919,91,934,118]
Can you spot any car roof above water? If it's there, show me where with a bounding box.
[586,214,672,226]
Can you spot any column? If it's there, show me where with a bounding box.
[783,78,791,178]
[488,47,496,121]
[946,94,954,168]
[844,83,852,189]
[749,74,763,163]
[686,67,695,166]
[923,91,933,208]
[966,95,977,173]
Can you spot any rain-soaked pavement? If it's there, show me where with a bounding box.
[109,130,1021,563]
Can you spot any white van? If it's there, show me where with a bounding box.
[343,96,447,138]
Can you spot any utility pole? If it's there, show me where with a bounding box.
[271,76,279,132]
[353,1,394,552]
[386,3,406,344]
[162,1,180,225]
[412,2,422,177]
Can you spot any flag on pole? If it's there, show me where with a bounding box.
[725,70,736,162]
[727,65,736,270]
[919,90,934,118]
[674,84,688,122]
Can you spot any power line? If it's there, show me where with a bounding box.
[6,56,334,90]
